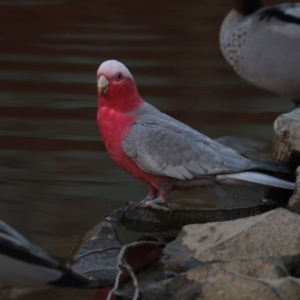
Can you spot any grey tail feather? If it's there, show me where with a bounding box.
[222,172,295,190]
[249,158,294,181]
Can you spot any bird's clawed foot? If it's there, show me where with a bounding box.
[143,197,172,213]
[140,187,172,213]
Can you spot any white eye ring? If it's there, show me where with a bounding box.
[115,72,123,81]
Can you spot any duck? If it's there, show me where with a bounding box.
[220,0,300,106]
[0,219,97,288]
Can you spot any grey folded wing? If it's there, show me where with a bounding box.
[122,115,255,180]
[258,3,300,28]
[0,219,62,268]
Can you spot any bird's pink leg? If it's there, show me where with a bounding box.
[141,186,158,202]
[143,182,173,213]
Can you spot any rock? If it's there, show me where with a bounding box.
[72,220,122,285]
[72,220,166,296]
[262,187,293,204]
[108,202,280,232]
[273,108,300,169]
[136,258,300,300]
[163,208,300,275]
[287,166,300,214]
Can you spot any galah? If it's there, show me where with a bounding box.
[0,219,97,288]
[96,60,294,211]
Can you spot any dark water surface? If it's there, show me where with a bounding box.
[0,0,295,298]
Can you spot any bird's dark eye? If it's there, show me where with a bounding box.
[115,72,123,81]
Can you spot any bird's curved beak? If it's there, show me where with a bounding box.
[97,75,109,95]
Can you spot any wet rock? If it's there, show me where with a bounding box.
[72,220,122,285]
[163,208,300,275]
[273,108,300,169]
[287,166,300,214]
[136,258,300,300]
[262,187,293,204]
[108,202,280,232]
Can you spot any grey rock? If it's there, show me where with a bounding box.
[72,220,122,285]
[163,208,300,275]
[273,108,300,168]
[287,166,300,214]
[108,201,279,233]
[137,259,300,300]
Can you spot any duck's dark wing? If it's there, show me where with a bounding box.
[258,4,300,26]
[0,220,97,288]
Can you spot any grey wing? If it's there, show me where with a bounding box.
[0,220,60,267]
[122,120,254,180]
[274,3,300,20]
[0,219,33,246]
[258,4,300,27]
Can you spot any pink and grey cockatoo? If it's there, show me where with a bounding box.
[96,60,294,211]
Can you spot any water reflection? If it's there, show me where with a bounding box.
[0,0,296,299]
[0,0,67,5]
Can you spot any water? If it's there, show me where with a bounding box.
[0,0,294,299]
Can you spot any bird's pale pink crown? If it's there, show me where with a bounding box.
[97,60,144,112]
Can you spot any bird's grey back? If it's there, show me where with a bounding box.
[122,103,289,180]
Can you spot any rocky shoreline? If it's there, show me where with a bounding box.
[2,110,300,300]
[119,109,300,299]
